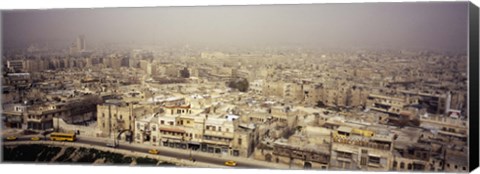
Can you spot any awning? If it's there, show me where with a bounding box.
[335,147,354,154]
[163,138,182,143]
[188,141,201,145]
[160,127,186,133]
[368,153,382,158]
[337,126,352,133]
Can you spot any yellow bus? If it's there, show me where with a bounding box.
[50,132,76,142]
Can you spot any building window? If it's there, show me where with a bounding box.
[120,115,123,120]
[368,156,380,164]
[360,157,367,166]
[218,127,222,131]
[152,136,156,142]
[161,120,164,124]
[187,120,190,124]
[408,164,412,170]
[400,162,405,169]
[102,113,105,118]
[238,138,242,145]
[102,122,105,128]
[152,126,156,131]
[337,151,352,159]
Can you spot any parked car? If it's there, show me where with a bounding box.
[148,149,159,154]
[106,142,118,148]
[31,137,40,141]
[224,160,237,166]
[5,136,17,141]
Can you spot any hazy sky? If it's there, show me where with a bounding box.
[1,2,469,51]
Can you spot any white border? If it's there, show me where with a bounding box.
[0,1,479,174]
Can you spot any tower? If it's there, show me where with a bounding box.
[76,35,86,51]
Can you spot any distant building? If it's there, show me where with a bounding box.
[69,35,86,54]
[7,60,26,72]
[77,35,86,51]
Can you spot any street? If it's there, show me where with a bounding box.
[9,136,281,169]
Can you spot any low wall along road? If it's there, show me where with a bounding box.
[3,140,225,168]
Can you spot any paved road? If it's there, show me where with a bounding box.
[10,136,270,169]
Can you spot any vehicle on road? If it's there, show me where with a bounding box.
[31,137,40,141]
[148,149,159,154]
[106,141,118,148]
[5,136,17,141]
[224,160,237,166]
[50,132,76,142]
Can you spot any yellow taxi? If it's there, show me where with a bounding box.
[31,137,41,141]
[148,149,159,154]
[5,136,17,141]
[224,160,237,167]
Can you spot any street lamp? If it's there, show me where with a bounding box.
[187,136,194,161]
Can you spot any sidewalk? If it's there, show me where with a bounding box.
[10,134,297,169]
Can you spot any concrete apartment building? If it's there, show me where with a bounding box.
[3,94,100,131]
[329,125,395,171]
[132,99,258,158]
[96,100,154,139]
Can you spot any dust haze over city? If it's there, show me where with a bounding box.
[2,2,468,51]
[1,2,472,172]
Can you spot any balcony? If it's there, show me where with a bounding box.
[333,136,391,151]
[161,134,183,140]
[204,130,234,138]
[337,156,352,162]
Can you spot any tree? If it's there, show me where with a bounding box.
[227,78,249,92]
[316,100,326,108]
[410,118,421,127]
[180,67,190,78]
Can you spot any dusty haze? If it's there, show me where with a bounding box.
[1,2,469,52]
